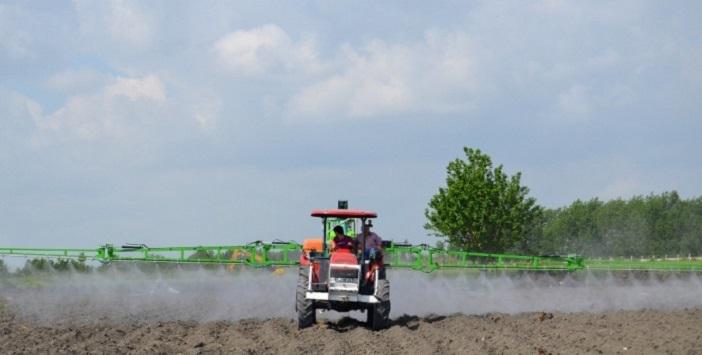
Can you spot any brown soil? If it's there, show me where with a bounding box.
[2,305,701,355]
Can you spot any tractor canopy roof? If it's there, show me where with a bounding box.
[310,209,377,218]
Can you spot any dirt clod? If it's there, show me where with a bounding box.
[538,312,554,321]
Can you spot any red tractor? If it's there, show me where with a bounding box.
[296,208,390,330]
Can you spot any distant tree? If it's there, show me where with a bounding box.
[425,147,541,253]
[188,249,216,260]
[0,259,7,275]
[21,258,52,274]
[186,249,219,270]
[528,191,702,257]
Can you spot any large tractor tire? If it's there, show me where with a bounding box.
[296,266,316,329]
[367,279,390,330]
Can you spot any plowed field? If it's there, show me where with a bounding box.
[2,305,701,354]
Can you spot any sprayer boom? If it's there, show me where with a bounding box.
[2,241,700,272]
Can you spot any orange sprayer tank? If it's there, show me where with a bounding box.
[303,238,323,253]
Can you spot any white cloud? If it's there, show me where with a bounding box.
[107,0,153,47]
[74,0,155,48]
[213,24,321,76]
[558,85,592,121]
[34,74,223,145]
[286,30,479,121]
[191,94,221,131]
[46,69,109,94]
[556,83,637,122]
[587,49,621,68]
[0,4,33,59]
[36,75,166,142]
[106,75,166,102]
[0,90,42,161]
[0,90,42,134]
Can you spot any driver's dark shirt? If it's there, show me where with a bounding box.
[333,235,354,251]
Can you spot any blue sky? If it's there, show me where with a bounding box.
[1,0,701,247]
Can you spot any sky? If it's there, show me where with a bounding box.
[1,0,701,248]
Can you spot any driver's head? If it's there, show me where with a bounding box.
[363,221,373,231]
[333,225,344,236]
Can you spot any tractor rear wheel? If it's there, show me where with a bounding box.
[296,266,316,329]
[367,279,390,330]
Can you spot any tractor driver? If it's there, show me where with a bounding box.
[332,225,354,252]
[355,221,383,261]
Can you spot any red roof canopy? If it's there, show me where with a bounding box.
[311,209,377,218]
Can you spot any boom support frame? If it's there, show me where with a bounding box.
[2,242,702,272]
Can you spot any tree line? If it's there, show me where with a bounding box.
[426,147,702,257]
[518,191,702,257]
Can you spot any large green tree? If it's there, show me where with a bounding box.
[425,147,541,252]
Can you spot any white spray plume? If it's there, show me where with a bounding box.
[2,266,702,324]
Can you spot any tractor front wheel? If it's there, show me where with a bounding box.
[296,266,316,329]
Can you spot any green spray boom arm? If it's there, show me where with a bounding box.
[1,241,701,272]
[0,242,301,267]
